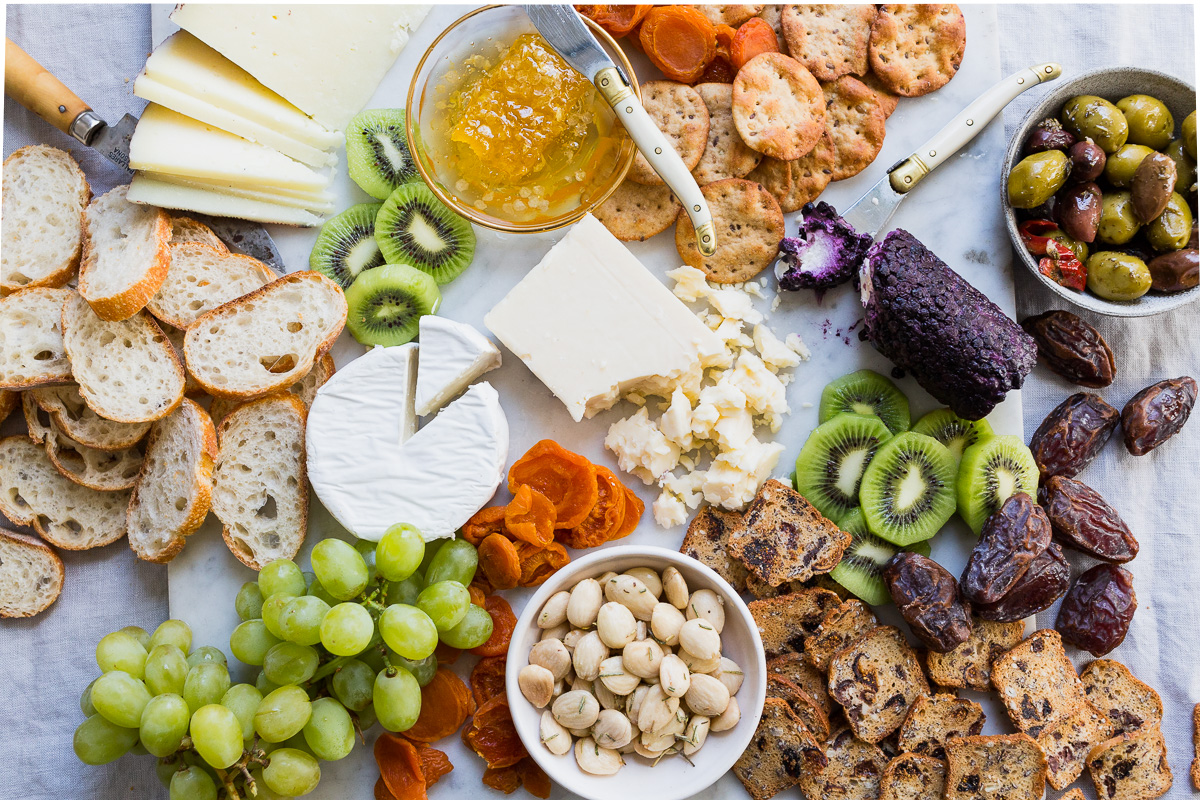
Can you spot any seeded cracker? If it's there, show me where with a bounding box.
[747,129,836,212]
[827,626,930,743]
[767,675,831,741]
[990,629,1087,739]
[862,70,901,117]
[679,505,750,591]
[1192,702,1200,790]
[733,696,827,800]
[944,733,1047,800]
[1037,702,1115,790]
[926,617,1023,691]
[880,752,946,800]
[693,4,766,27]
[593,181,681,242]
[822,75,887,180]
[781,4,877,82]
[732,52,826,161]
[868,4,966,98]
[798,727,889,800]
[691,83,764,185]
[628,81,709,186]
[675,178,784,284]
[766,652,834,717]
[750,587,841,658]
[896,693,986,761]
[1080,658,1164,736]
[803,598,878,671]
[1086,726,1173,800]
[756,5,789,53]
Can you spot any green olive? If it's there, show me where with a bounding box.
[1047,230,1089,263]
[1062,95,1129,153]
[1184,111,1197,159]
[1146,192,1194,251]
[1086,251,1152,301]
[1103,144,1156,188]
[1116,95,1175,150]
[1166,139,1197,195]
[1096,191,1142,246]
[1007,150,1071,209]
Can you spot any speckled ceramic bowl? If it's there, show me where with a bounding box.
[1002,67,1197,317]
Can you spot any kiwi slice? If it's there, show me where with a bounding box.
[830,508,931,606]
[309,203,385,288]
[375,183,476,285]
[956,435,1039,534]
[911,408,995,466]
[344,263,441,347]
[820,370,911,434]
[346,109,420,200]
[859,431,957,546]
[794,412,892,524]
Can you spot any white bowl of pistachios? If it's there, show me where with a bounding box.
[505,546,767,800]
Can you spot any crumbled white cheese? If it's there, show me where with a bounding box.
[753,325,802,371]
[604,407,680,485]
[786,332,811,361]
[652,491,689,528]
[667,265,711,303]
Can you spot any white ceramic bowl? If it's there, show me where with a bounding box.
[505,546,767,800]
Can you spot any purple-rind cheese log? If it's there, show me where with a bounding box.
[859,229,1038,420]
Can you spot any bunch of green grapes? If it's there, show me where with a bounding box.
[73,525,492,799]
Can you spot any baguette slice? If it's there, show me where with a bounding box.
[0,436,129,549]
[147,242,274,329]
[209,352,335,424]
[79,186,172,320]
[128,397,218,563]
[27,384,151,450]
[184,271,346,399]
[168,215,227,251]
[0,391,16,423]
[61,293,186,423]
[211,394,307,569]
[0,527,65,618]
[161,325,205,396]
[0,287,74,388]
[23,394,143,491]
[2,145,90,294]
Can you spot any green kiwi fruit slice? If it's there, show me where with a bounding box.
[956,435,1039,534]
[911,408,995,466]
[794,412,892,524]
[829,508,931,606]
[859,431,957,546]
[375,183,476,285]
[344,263,441,347]
[346,109,420,200]
[820,370,911,434]
[309,203,385,288]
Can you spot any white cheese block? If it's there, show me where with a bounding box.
[415,316,502,417]
[139,172,336,212]
[170,4,432,131]
[485,214,725,422]
[129,104,332,193]
[127,174,324,227]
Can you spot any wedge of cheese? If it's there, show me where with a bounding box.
[139,173,336,212]
[415,316,502,417]
[127,175,324,227]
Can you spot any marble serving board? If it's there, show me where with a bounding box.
[160,5,1031,798]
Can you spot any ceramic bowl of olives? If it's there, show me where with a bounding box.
[1002,67,1198,317]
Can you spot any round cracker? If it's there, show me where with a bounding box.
[693,4,766,27]
[822,75,886,181]
[781,4,877,83]
[869,4,966,98]
[628,81,710,186]
[692,83,764,185]
[733,53,826,161]
[747,129,836,212]
[861,70,900,118]
[757,5,790,54]
[675,178,784,283]
[593,181,681,242]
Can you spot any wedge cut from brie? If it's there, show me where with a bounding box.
[415,316,502,417]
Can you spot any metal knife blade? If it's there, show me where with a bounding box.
[87,113,137,172]
[524,5,627,83]
[840,172,907,240]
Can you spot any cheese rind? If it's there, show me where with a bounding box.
[414,316,502,417]
[127,175,324,227]
[138,172,335,212]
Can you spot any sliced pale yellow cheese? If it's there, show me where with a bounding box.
[138,173,335,213]
[129,104,332,194]
[127,174,324,227]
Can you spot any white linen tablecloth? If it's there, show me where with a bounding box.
[1,5,1195,799]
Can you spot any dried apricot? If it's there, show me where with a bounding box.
[435,642,460,665]
[508,440,598,529]
[482,765,522,794]
[404,668,476,743]
[375,733,426,800]
[375,777,397,800]
[516,541,571,587]
[463,695,528,769]
[639,6,717,83]
[468,583,488,607]
[715,23,737,60]
[730,17,780,71]
[415,745,453,787]
[504,485,557,547]
[463,506,508,546]
[472,595,517,658]
[574,4,652,37]
[697,55,737,84]
[516,758,552,799]
[559,467,626,549]
[610,487,645,541]
[478,533,522,591]
[470,656,509,707]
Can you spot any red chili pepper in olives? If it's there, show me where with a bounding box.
[883,552,973,653]
[1037,240,1088,292]
[961,493,1052,604]
[1018,219,1059,255]
[1121,376,1197,456]
[1055,564,1136,656]
[1029,392,1120,479]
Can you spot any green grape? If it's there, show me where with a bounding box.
[374,668,421,732]
[439,602,494,650]
[170,766,217,800]
[385,572,424,607]
[91,670,152,728]
[254,685,313,743]
[221,683,263,742]
[80,678,97,716]
[359,645,388,673]
[418,539,445,575]
[424,538,478,587]
[131,741,150,756]
[310,539,369,601]
[235,582,265,621]
[247,769,288,800]
[330,659,375,712]
[261,595,291,639]
[139,693,190,757]
[149,620,193,655]
[319,602,374,657]
[184,662,231,714]
[190,704,244,769]
[376,523,425,581]
[120,625,152,650]
[278,596,330,647]
[262,748,321,797]
[230,620,282,667]
[74,714,139,765]
[306,577,339,606]
[156,756,184,787]
[391,653,438,687]
[355,702,378,732]
[417,580,471,631]
[354,537,378,566]
[259,559,307,600]
[262,642,319,686]
[256,671,281,696]
[379,604,438,660]
[273,731,315,757]
[145,644,189,696]
[96,630,148,677]
[302,697,355,761]
[186,646,227,669]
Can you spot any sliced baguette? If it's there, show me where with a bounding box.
[0,390,16,423]
[27,384,151,450]
[61,293,186,423]
[184,271,346,399]
[23,391,143,491]
[0,527,65,618]
[0,436,129,549]
[211,394,307,569]
[161,325,205,396]
[1,145,90,294]
[168,215,227,251]
[127,397,218,563]
[147,242,275,329]
[208,352,336,424]
[78,185,171,320]
[0,287,74,388]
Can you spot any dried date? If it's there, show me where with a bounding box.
[973,543,1070,623]
[961,493,1052,604]
[1021,311,1116,388]
[1055,564,1136,656]
[1029,393,1120,479]
[883,552,973,653]
[1040,476,1138,563]
[1121,376,1197,456]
